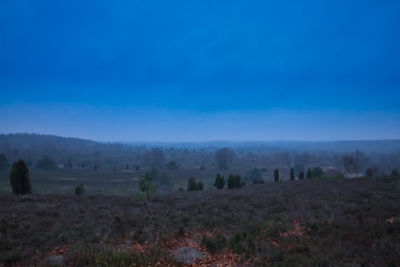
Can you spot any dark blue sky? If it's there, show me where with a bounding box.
[1,0,399,141]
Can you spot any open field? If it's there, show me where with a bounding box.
[0,167,275,195]
[1,176,399,266]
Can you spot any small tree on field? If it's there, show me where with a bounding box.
[75,184,86,195]
[290,168,295,181]
[312,167,325,178]
[139,172,155,198]
[298,171,305,180]
[10,159,32,194]
[187,177,198,191]
[214,174,225,189]
[227,175,243,189]
[306,168,312,179]
[36,155,56,170]
[273,169,279,182]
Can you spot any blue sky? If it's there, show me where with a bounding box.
[0,0,399,141]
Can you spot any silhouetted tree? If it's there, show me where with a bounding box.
[290,168,295,181]
[312,167,325,178]
[187,177,198,191]
[75,184,85,195]
[227,174,243,189]
[10,159,31,194]
[274,169,279,182]
[139,172,155,198]
[299,171,305,180]
[306,168,312,179]
[392,168,400,177]
[214,174,225,189]
[166,160,179,170]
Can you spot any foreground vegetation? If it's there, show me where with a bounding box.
[1,176,399,266]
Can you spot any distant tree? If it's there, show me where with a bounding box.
[298,171,305,180]
[166,160,179,170]
[126,164,129,170]
[227,174,243,189]
[36,156,56,170]
[215,148,235,170]
[312,167,325,178]
[93,164,98,171]
[342,150,369,177]
[213,174,225,189]
[392,168,400,177]
[10,159,32,194]
[248,168,263,184]
[139,172,156,198]
[306,168,312,179]
[273,169,279,182]
[0,153,9,170]
[290,168,295,181]
[187,177,199,191]
[135,165,140,171]
[366,167,375,178]
[75,184,86,195]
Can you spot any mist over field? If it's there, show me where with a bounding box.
[1,0,400,266]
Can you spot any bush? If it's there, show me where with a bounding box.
[392,168,400,177]
[213,174,225,189]
[10,159,32,194]
[227,175,244,189]
[290,168,295,181]
[298,171,305,180]
[36,156,56,170]
[201,234,226,254]
[306,168,312,179]
[274,169,279,182]
[187,177,198,191]
[75,184,86,195]
[312,167,325,178]
[139,172,156,198]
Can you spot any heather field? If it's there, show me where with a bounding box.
[1,176,399,266]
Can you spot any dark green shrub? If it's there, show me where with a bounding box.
[306,168,312,179]
[75,184,86,195]
[187,177,198,191]
[312,167,325,178]
[290,168,295,181]
[274,169,279,182]
[298,171,305,180]
[213,174,225,189]
[139,172,155,198]
[10,159,31,194]
[201,234,226,254]
[392,168,400,177]
[227,175,243,189]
